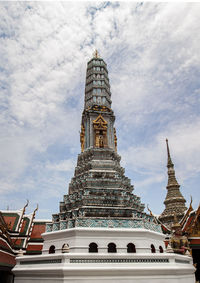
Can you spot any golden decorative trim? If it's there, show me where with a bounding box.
[93,114,107,129]
[80,124,85,153]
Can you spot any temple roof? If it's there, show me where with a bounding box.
[0,202,48,256]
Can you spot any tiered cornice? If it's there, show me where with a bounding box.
[85,51,111,110]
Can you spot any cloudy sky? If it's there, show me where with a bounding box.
[0,2,200,219]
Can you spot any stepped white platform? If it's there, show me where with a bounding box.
[13,227,195,283]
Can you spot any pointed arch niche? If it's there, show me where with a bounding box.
[93,114,108,148]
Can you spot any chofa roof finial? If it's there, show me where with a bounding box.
[147,204,153,216]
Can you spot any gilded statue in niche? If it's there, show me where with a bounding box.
[80,124,85,153]
[99,134,104,148]
[93,114,108,148]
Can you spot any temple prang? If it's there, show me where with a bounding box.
[46,52,162,232]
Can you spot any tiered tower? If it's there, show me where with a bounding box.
[46,51,161,233]
[159,139,187,228]
[13,52,195,283]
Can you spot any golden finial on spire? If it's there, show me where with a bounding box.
[93,49,100,58]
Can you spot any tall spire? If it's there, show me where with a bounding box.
[166,138,173,167]
[165,139,179,187]
[158,139,187,228]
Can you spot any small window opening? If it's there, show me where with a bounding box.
[127,243,136,253]
[151,244,156,253]
[108,243,117,253]
[49,245,55,254]
[159,246,164,253]
[89,242,98,253]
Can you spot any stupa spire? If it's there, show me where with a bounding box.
[158,139,187,228]
[166,139,179,187]
[45,54,163,234]
[166,138,173,167]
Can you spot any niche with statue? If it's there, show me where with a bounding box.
[93,114,108,148]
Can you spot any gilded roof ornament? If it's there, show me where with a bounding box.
[147,204,153,216]
[189,195,193,210]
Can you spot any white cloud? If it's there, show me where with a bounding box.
[46,159,76,172]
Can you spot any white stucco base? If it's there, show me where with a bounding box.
[41,227,166,254]
[13,228,195,283]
